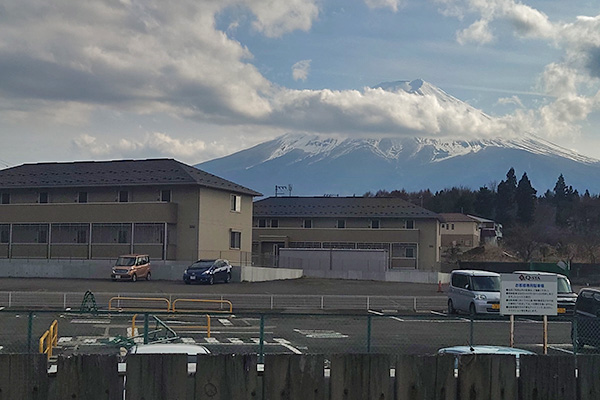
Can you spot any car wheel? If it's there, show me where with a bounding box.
[131,273,137,282]
[448,299,455,315]
[469,303,477,316]
[146,272,151,281]
[184,279,190,285]
[225,273,231,283]
[208,276,214,285]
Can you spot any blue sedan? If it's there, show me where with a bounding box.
[183,259,232,285]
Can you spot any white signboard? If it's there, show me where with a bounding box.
[500,273,557,316]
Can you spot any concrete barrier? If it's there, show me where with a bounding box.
[240,265,303,282]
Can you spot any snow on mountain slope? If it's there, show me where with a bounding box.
[197,79,600,196]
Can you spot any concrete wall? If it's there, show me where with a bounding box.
[0,259,302,283]
[239,265,303,282]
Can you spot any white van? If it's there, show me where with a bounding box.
[448,270,501,315]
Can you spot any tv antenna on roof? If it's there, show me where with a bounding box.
[275,184,293,197]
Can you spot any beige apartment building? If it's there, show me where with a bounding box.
[253,196,443,271]
[0,159,260,262]
[439,213,481,251]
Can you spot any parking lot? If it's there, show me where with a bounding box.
[0,277,584,357]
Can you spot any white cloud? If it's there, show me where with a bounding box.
[456,19,494,45]
[496,96,524,108]
[244,0,320,37]
[364,0,404,12]
[292,60,311,81]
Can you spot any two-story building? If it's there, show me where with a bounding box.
[439,213,503,251]
[0,159,260,262]
[253,196,443,271]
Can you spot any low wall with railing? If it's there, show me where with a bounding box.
[0,353,595,400]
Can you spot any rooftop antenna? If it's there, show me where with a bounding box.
[275,185,293,197]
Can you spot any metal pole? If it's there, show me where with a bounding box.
[543,315,548,355]
[510,315,514,347]
[259,315,265,364]
[143,313,149,344]
[367,315,372,353]
[27,311,33,353]
[469,316,474,346]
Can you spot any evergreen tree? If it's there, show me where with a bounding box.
[496,168,518,226]
[474,186,495,219]
[516,173,537,224]
[554,174,570,225]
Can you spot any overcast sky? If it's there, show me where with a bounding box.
[1,0,599,167]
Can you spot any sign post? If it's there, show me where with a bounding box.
[501,273,557,354]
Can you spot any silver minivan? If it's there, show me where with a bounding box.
[447,270,501,315]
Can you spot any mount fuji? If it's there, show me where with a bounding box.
[197,80,600,197]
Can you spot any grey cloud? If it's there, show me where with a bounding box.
[585,47,600,79]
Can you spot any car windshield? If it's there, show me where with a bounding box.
[471,276,500,292]
[558,277,572,294]
[188,260,216,270]
[115,256,136,266]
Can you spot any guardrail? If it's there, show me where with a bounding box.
[171,298,232,313]
[108,296,171,312]
[39,319,58,360]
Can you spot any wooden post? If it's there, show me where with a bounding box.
[263,354,324,400]
[195,354,257,400]
[0,354,49,400]
[53,354,121,400]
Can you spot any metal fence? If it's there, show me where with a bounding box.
[0,291,446,312]
[0,309,586,359]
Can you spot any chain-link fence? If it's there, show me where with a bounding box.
[0,309,586,360]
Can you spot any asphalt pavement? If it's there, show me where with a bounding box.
[0,276,446,297]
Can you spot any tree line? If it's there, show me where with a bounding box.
[364,168,600,263]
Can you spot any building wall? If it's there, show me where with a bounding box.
[440,221,479,249]
[0,185,254,262]
[253,217,441,271]
[198,189,253,263]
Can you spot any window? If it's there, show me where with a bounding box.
[303,219,312,228]
[230,231,241,249]
[451,223,455,230]
[78,192,87,203]
[38,229,48,243]
[119,190,129,202]
[337,220,346,229]
[371,220,380,229]
[118,229,129,244]
[230,194,241,212]
[1,193,9,204]
[405,247,415,258]
[405,220,414,229]
[39,192,48,204]
[77,230,87,244]
[161,190,171,202]
[0,225,9,243]
[270,219,279,228]
[258,219,267,227]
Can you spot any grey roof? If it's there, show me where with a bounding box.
[0,158,262,196]
[254,196,441,219]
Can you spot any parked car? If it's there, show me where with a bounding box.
[513,271,577,315]
[447,270,501,315]
[438,345,535,377]
[111,254,151,282]
[122,343,211,374]
[183,259,232,284]
[572,288,600,350]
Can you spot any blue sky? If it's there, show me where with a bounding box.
[0,0,599,167]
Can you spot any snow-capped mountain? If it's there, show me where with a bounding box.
[197,80,600,197]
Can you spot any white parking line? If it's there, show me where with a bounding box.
[228,338,244,344]
[273,338,303,354]
[368,310,384,316]
[204,337,219,344]
[218,319,233,326]
[181,337,196,344]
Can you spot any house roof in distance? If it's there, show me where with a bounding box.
[254,196,441,219]
[0,158,262,196]
[439,213,479,223]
